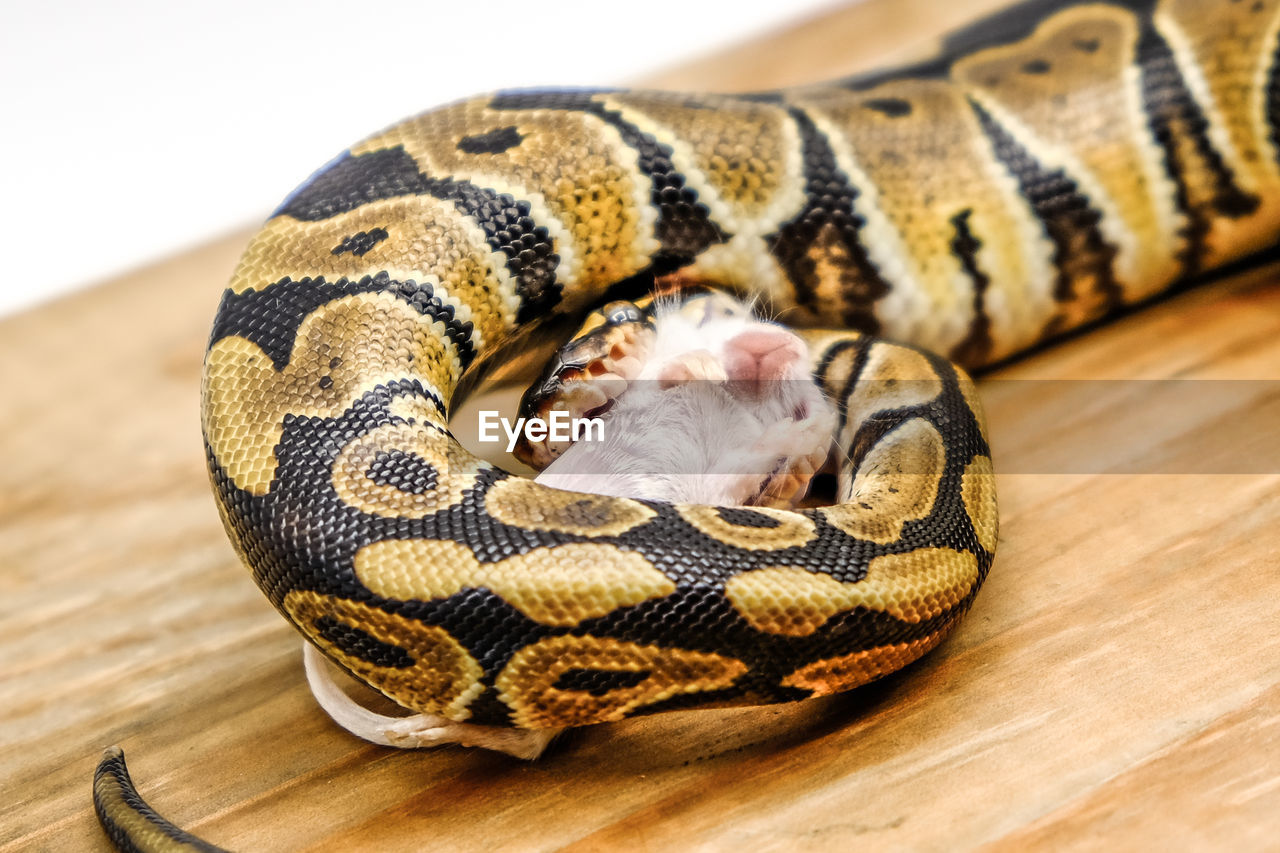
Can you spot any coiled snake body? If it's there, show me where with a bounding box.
[96,0,1280,848]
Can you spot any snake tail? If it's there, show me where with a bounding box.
[93,747,229,853]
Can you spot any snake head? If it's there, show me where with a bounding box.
[513,299,656,470]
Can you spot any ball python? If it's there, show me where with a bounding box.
[94,0,1280,848]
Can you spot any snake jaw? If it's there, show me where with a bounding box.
[514,303,657,470]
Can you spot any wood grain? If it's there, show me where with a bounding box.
[2,1,1278,850]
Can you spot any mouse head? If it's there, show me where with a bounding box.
[640,292,818,410]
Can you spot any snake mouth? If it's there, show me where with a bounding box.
[511,299,657,470]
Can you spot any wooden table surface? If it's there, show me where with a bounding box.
[2,1,1278,850]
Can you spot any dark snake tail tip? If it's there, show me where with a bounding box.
[93,746,228,853]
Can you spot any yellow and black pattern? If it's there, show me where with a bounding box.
[200,0,1280,736]
[93,748,227,853]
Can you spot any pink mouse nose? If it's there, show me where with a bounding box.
[724,326,807,393]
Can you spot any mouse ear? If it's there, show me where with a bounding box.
[513,300,655,470]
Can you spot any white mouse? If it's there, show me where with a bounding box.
[535,294,835,507]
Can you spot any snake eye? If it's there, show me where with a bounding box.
[601,301,644,325]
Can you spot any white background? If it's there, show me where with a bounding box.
[0,0,842,318]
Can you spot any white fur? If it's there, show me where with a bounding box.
[537,297,835,505]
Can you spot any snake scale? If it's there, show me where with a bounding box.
[95,0,1280,848]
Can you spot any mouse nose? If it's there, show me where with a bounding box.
[724,326,807,394]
